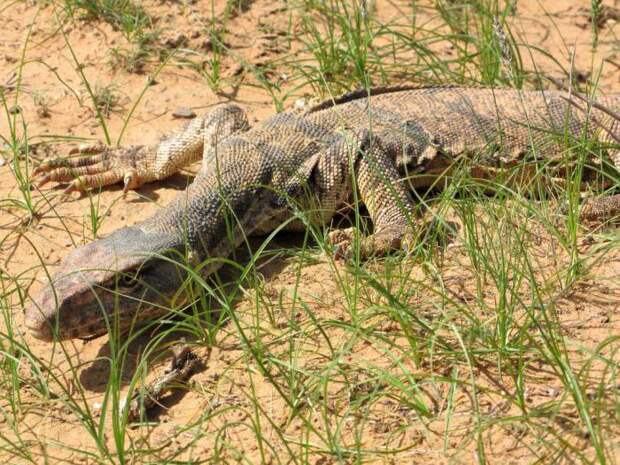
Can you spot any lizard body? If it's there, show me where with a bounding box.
[26,86,620,340]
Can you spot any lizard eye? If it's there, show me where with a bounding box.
[118,273,139,288]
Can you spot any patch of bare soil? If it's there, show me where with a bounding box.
[0,0,619,463]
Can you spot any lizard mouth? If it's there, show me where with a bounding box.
[25,293,168,341]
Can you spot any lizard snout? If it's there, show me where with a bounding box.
[24,267,104,341]
[24,293,56,342]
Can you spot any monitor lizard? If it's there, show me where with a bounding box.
[25,86,620,341]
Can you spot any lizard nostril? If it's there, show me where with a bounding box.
[24,290,60,342]
[24,310,55,341]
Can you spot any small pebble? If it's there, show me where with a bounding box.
[163,33,188,48]
[172,107,196,119]
[294,98,308,110]
[92,402,102,415]
[575,70,590,83]
[201,38,213,51]
[546,387,559,398]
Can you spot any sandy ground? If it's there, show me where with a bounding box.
[1,0,619,463]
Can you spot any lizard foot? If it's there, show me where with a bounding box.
[33,144,154,196]
[328,226,414,260]
[579,194,620,222]
[328,227,357,259]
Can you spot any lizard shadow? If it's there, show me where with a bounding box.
[129,172,196,202]
[77,232,306,394]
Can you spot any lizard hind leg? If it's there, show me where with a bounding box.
[33,104,251,195]
[155,103,250,177]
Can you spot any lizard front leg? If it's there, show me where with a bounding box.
[324,130,416,258]
[34,104,250,194]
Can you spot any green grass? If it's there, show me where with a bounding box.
[109,31,160,74]
[0,0,619,463]
[61,0,151,40]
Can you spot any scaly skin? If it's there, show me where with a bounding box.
[26,86,620,341]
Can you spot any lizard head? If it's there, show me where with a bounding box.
[26,226,188,341]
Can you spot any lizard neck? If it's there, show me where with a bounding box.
[137,170,276,263]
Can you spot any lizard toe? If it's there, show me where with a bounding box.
[36,162,114,191]
[63,172,123,195]
[34,152,107,177]
[33,158,66,176]
[69,142,107,155]
[327,227,357,246]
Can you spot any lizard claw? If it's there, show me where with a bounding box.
[36,174,52,188]
[331,243,350,261]
[327,226,415,260]
[123,169,139,197]
[63,178,86,196]
[32,163,47,178]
